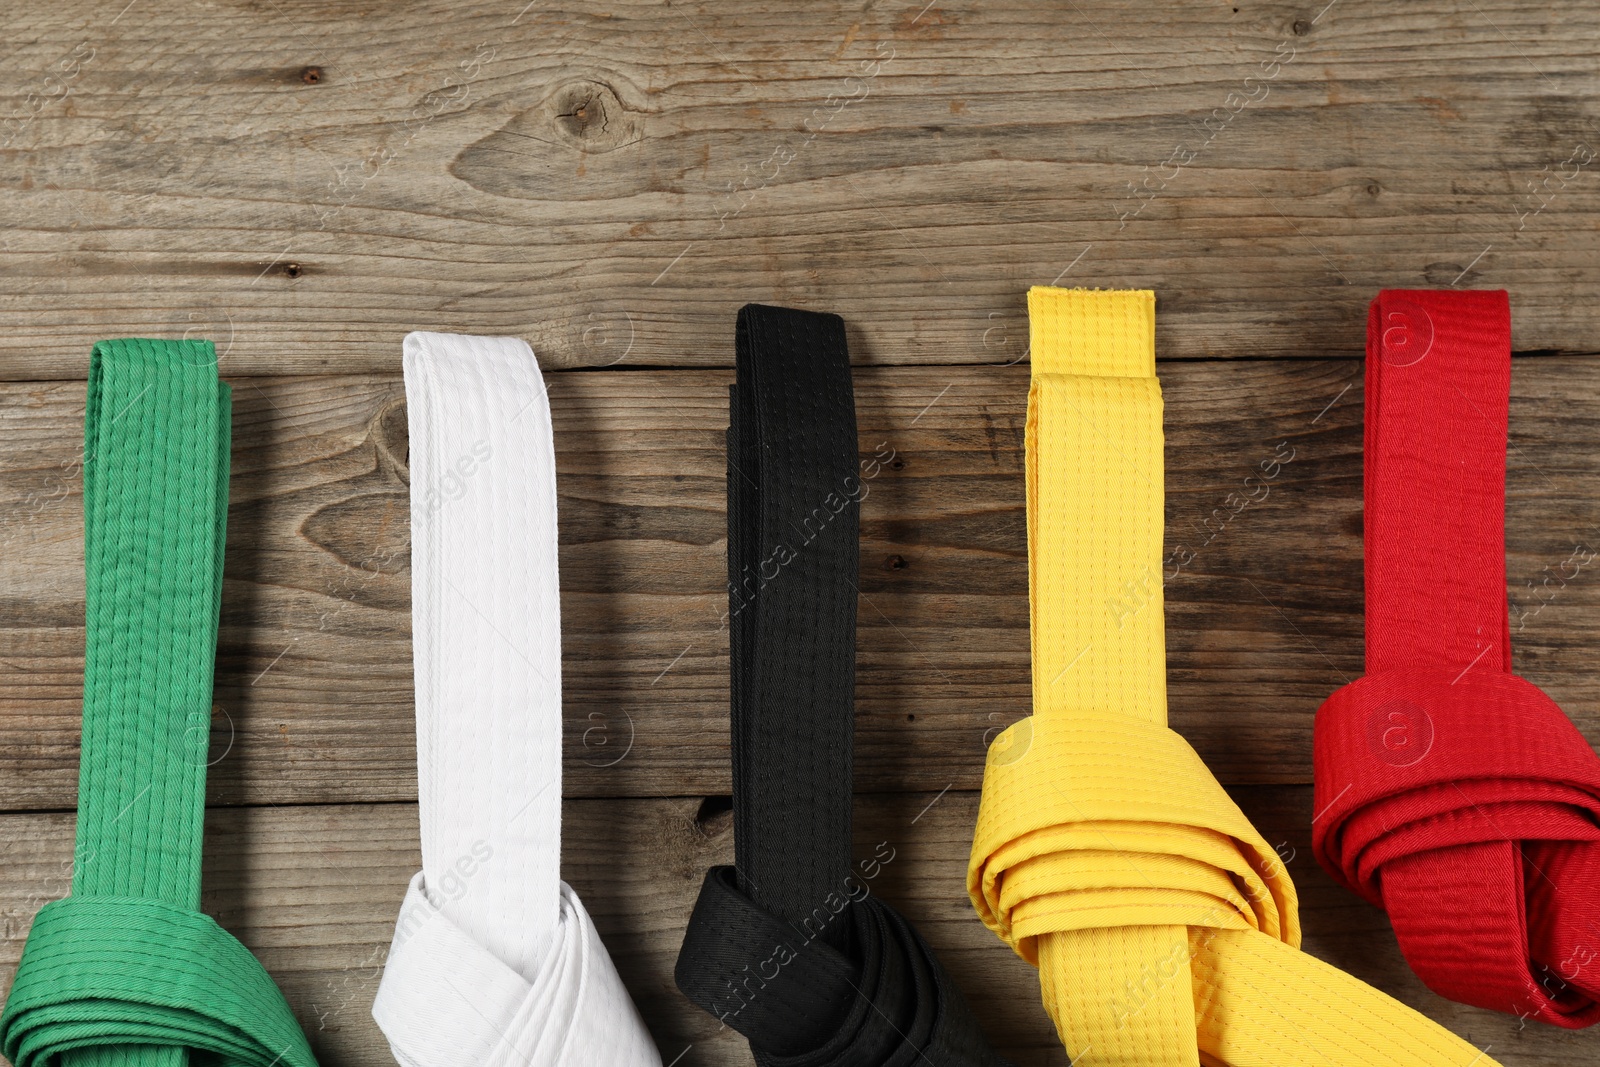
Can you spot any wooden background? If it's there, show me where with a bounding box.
[3,1,1599,1064]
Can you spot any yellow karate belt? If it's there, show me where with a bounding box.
[966,287,1500,1067]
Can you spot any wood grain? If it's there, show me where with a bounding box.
[0,789,1576,1066]
[7,2,1600,1059]
[2,1,1600,376]
[4,359,1600,809]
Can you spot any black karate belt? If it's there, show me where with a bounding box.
[674,304,1015,1067]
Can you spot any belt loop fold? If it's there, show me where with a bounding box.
[371,331,662,1067]
[674,304,1015,1067]
[0,339,317,1067]
[1314,289,1600,1027]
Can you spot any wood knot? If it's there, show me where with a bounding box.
[560,96,597,133]
[283,262,302,279]
[372,397,410,483]
[694,796,734,838]
[301,66,323,85]
[546,79,639,153]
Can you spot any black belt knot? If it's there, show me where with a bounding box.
[673,304,1014,1067]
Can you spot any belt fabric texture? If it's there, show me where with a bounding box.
[370,331,662,1067]
[1313,289,1600,1026]
[0,339,318,1067]
[966,287,1504,1067]
[674,304,1015,1067]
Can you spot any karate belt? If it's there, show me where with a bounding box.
[1314,289,1600,1026]
[370,332,661,1067]
[674,304,1015,1067]
[967,287,1503,1067]
[0,339,317,1067]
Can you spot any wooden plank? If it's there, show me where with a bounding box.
[5,359,1600,808]
[2,1,1600,376]
[0,790,1570,1065]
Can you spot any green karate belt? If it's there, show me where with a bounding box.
[0,340,317,1067]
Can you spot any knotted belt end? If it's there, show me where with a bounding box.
[968,713,1301,964]
[0,895,316,1067]
[1312,666,1600,1026]
[1312,668,1600,894]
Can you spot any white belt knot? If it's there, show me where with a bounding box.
[374,875,658,1067]
[373,332,662,1067]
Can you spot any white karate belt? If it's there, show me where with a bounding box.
[372,331,662,1067]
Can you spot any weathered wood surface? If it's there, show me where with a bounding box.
[5,359,1600,809]
[8,0,1600,1060]
[4,1,1600,376]
[0,789,1572,1066]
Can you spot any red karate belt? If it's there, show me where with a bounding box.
[1313,289,1600,1027]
